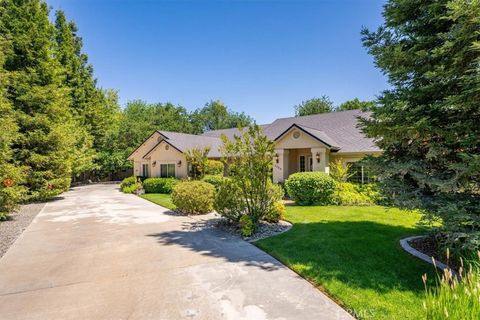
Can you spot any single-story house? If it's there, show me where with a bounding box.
[127,109,381,183]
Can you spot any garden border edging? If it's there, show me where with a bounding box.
[400,235,451,272]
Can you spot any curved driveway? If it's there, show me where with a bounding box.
[0,184,352,320]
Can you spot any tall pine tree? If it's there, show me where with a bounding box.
[0,0,76,200]
[362,0,480,255]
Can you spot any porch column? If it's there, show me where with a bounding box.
[311,147,329,174]
[273,149,289,183]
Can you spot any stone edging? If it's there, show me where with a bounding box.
[399,235,451,272]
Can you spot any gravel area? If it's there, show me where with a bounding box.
[216,218,292,242]
[0,202,46,259]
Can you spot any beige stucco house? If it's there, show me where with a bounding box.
[127,109,381,183]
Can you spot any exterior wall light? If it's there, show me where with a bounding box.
[274,153,279,163]
[152,161,157,167]
[177,160,182,167]
[316,152,321,163]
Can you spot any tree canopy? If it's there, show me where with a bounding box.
[294,96,334,116]
[361,0,480,255]
[337,98,376,111]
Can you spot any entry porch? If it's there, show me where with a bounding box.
[273,147,330,183]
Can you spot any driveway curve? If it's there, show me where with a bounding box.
[0,184,352,320]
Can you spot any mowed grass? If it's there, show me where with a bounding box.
[140,193,176,210]
[256,205,436,320]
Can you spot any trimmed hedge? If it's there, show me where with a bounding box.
[285,172,336,205]
[172,181,215,214]
[143,178,178,194]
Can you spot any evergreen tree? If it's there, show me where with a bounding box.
[0,34,26,217]
[0,0,76,200]
[362,0,480,254]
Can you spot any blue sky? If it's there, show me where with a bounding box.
[47,0,387,124]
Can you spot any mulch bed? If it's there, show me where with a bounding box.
[408,235,461,270]
[0,202,46,259]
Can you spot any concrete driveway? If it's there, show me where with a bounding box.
[0,184,352,320]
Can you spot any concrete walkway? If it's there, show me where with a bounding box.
[0,184,353,320]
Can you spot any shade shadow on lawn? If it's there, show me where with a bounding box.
[256,219,437,319]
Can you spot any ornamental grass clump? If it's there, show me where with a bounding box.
[423,251,480,320]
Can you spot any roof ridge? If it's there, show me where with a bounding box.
[273,109,362,122]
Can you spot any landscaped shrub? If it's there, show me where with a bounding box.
[264,201,286,223]
[122,182,142,194]
[201,175,224,191]
[214,178,246,223]
[423,253,480,319]
[205,160,224,175]
[121,176,137,189]
[143,178,178,194]
[333,182,374,205]
[239,215,255,237]
[172,181,215,214]
[285,172,336,205]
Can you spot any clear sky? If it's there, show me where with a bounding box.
[47,0,387,124]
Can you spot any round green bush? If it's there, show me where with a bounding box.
[143,178,178,194]
[172,181,215,214]
[120,176,140,193]
[285,172,336,205]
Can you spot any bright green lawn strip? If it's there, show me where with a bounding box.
[256,205,436,320]
[140,193,176,210]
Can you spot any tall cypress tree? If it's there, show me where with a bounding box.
[362,0,480,254]
[0,0,76,200]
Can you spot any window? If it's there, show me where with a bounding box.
[299,156,306,172]
[160,163,176,178]
[347,162,373,184]
[142,164,149,177]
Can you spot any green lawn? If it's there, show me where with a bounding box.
[140,193,176,210]
[256,205,436,320]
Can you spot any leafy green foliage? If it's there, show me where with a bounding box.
[333,182,378,206]
[264,201,286,223]
[337,98,376,111]
[285,172,336,205]
[329,159,352,182]
[220,125,282,224]
[142,178,178,194]
[214,178,246,223]
[201,175,224,191]
[239,215,255,237]
[205,160,224,175]
[120,176,140,193]
[294,96,334,116]
[185,147,210,179]
[171,181,215,214]
[361,0,480,255]
[190,100,252,134]
[423,253,480,319]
